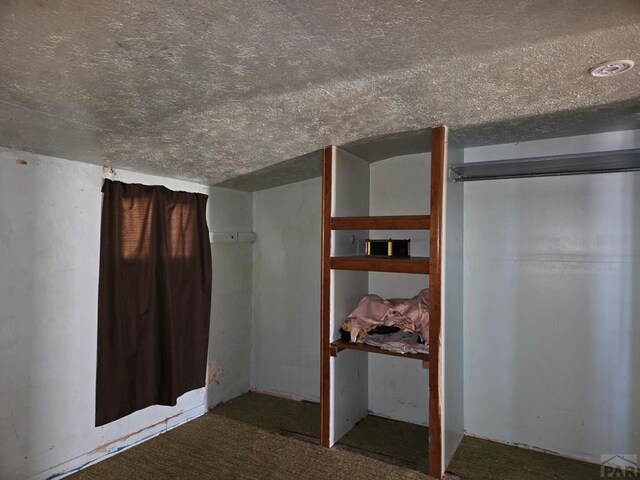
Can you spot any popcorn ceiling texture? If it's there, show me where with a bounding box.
[1,1,639,189]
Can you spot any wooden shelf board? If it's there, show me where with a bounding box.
[330,256,429,274]
[330,340,429,364]
[331,215,429,230]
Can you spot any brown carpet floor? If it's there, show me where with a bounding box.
[67,409,430,480]
[210,392,319,438]
[68,392,603,480]
[448,436,603,480]
[211,392,428,471]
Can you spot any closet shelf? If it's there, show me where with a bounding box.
[449,148,640,182]
[330,215,429,230]
[330,340,429,364]
[330,256,429,274]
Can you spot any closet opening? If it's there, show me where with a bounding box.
[320,126,464,477]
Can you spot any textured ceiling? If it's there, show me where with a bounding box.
[1,1,640,188]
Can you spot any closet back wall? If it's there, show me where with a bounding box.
[251,178,322,401]
[368,153,431,425]
[463,129,640,464]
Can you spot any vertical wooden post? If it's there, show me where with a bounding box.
[428,126,446,478]
[320,146,333,447]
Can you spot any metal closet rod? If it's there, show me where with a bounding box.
[449,147,640,182]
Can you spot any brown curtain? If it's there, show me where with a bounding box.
[96,179,212,426]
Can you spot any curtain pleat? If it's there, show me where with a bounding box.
[96,179,212,426]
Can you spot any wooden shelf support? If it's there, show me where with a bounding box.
[330,215,430,230]
[330,340,429,364]
[330,256,429,274]
[320,127,446,478]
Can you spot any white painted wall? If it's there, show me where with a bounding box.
[330,148,370,444]
[0,149,251,480]
[463,129,640,464]
[251,177,322,401]
[442,131,465,467]
[206,186,253,408]
[368,152,430,426]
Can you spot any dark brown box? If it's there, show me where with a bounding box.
[365,239,410,258]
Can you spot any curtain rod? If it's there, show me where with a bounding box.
[449,148,640,182]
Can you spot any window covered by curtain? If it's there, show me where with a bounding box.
[96,180,212,426]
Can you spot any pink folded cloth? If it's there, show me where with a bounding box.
[344,289,429,343]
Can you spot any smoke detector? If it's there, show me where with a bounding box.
[589,60,634,77]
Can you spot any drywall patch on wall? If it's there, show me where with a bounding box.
[463,130,640,464]
[207,360,223,386]
[0,149,210,480]
[251,177,322,401]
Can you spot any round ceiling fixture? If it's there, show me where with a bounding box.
[589,60,634,77]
